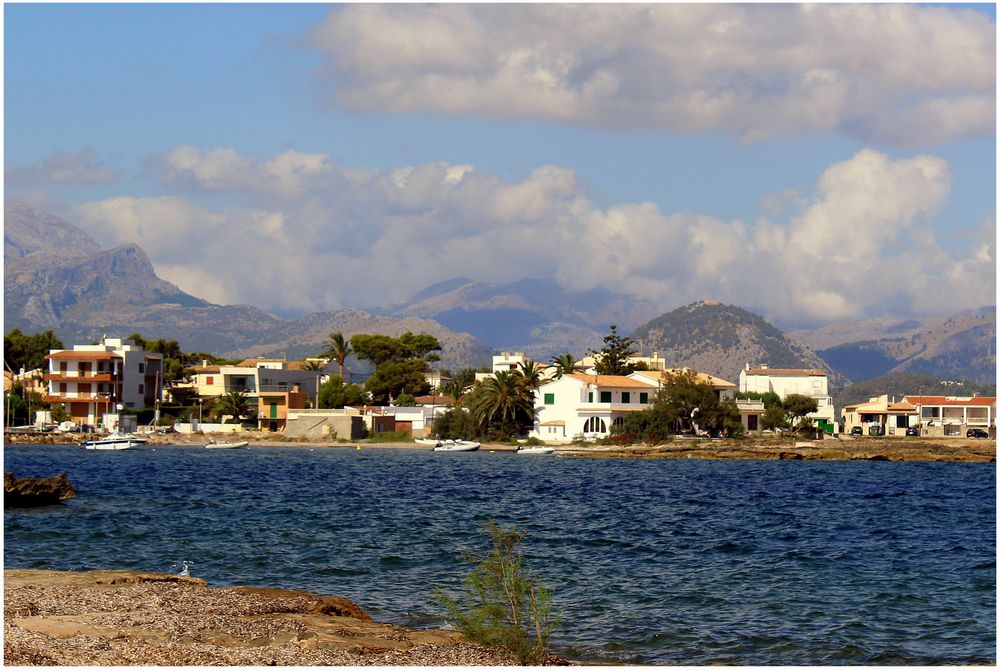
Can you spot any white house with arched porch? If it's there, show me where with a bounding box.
[529,373,659,443]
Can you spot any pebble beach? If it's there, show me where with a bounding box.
[3,569,526,666]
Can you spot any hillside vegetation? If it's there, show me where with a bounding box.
[631,301,842,385]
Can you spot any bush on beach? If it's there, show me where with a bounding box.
[436,521,557,665]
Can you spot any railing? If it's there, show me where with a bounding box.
[45,371,115,380]
[44,393,116,402]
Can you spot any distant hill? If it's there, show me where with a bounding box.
[790,307,996,385]
[831,373,996,412]
[631,300,844,385]
[3,204,494,370]
[379,276,657,360]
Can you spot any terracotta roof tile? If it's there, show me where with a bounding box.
[903,395,996,407]
[566,373,657,388]
[46,351,122,361]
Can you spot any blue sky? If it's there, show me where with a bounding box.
[4,4,996,326]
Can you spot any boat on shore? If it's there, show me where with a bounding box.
[516,445,555,455]
[205,440,249,449]
[83,433,148,450]
[433,440,480,452]
[414,438,443,447]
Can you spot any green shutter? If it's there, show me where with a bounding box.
[270,402,278,419]
[544,393,555,405]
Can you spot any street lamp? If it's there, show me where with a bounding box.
[198,398,204,426]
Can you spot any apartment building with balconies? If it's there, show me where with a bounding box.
[44,337,162,426]
[738,363,837,431]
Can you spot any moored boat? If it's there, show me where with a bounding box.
[205,440,249,449]
[414,438,443,447]
[433,440,480,452]
[84,433,148,450]
[516,445,555,455]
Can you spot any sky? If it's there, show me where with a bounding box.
[4,3,996,328]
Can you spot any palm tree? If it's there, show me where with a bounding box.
[440,379,465,407]
[323,332,352,381]
[300,359,324,371]
[470,371,534,439]
[550,353,577,379]
[214,390,253,424]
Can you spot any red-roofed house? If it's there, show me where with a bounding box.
[529,372,660,442]
[902,395,995,437]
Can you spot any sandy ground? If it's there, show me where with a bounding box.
[3,569,532,666]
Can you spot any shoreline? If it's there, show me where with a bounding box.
[7,431,994,462]
[3,569,531,666]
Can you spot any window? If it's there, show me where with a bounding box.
[621,392,631,404]
[584,417,607,433]
[138,363,145,374]
[588,392,593,403]
[640,392,649,404]
[206,376,214,385]
[600,391,612,403]
[612,417,624,427]
[544,393,555,405]
[138,384,144,395]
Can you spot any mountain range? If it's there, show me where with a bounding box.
[4,203,995,388]
[3,204,494,370]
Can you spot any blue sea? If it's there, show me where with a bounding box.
[4,443,995,665]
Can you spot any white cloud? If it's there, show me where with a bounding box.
[306,4,995,145]
[6,148,120,187]
[75,147,995,326]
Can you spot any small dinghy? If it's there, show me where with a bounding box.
[414,438,443,447]
[205,440,249,449]
[516,446,555,455]
[84,433,148,450]
[433,440,480,452]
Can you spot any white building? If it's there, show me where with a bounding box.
[902,395,996,437]
[475,351,559,384]
[44,336,162,426]
[530,373,659,443]
[738,364,837,431]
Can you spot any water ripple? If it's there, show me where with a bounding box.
[3,443,994,665]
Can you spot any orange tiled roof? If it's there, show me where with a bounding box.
[46,351,121,361]
[903,395,996,407]
[540,420,565,426]
[566,373,657,388]
[660,369,737,389]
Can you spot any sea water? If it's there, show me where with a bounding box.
[4,443,995,665]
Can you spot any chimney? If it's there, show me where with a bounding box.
[293,383,301,393]
[202,359,208,367]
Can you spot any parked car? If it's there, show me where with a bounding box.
[850,426,863,436]
[905,427,919,437]
[967,428,990,438]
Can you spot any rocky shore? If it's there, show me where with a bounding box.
[7,431,994,462]
[558,435,996,462]
[4,569,524,666]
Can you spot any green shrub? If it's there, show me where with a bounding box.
[436,521,557,665]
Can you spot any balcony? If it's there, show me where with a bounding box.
[44,393,117,403]
[45,371,115,382]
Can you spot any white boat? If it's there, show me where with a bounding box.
[433,440,480,452]
[84,433,148,450]
[516,446,555,455]
[415,438,444,447]
[206,440,249,449]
